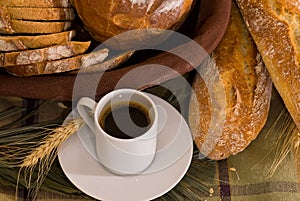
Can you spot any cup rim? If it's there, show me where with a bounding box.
[94,88,158,142]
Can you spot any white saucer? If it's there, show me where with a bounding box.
[58,93,193,201]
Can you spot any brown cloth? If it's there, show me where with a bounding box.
[0,0,231,101]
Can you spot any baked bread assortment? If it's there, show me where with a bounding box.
[236,0,300,131]
[189,2,273,160]
[0,0,198,75]
[0,1,109,76]
[72,0,194,44]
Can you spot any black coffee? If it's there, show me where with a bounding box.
[99,102,151,139]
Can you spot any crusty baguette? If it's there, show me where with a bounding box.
[0,41,90,67]
[271,0,300,14]
[0,31,75,52]
[188,2,272,160]
[6,48,109,76]
[236,0,300,131]
[7,7,75,21]
[0,0,72,8]
[0,19,72,34]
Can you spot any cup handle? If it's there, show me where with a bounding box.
[77,97,97,132]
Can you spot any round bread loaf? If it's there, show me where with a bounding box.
[72,0,194,45]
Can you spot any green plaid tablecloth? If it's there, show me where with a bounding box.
[1,87,300,201]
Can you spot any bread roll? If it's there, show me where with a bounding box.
[236,0,300,131]
[72,0,194,45]
[188,3,272,160]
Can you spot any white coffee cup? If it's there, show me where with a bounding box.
[77,89,158,175]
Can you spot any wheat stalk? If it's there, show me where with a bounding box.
[20,118,84,168]
[15,118,85,200]
[264,107,299,178]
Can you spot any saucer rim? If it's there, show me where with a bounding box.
[58,93,193,200]
[58,133,192,201]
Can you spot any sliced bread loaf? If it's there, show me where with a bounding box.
[0,20,72,34]
[0,30,75,52]
[0,41,90,67]
[6,48,109,76]
[7,7,75,21]
[0,0,72,8]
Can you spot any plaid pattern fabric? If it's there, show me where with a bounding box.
[195,91,300,201]
[1,91,300,201]
[0,98,93,201]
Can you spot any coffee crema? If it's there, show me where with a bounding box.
[99,102,152,139]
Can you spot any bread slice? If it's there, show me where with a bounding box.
[7,7,75,21]
[236,0,300,131]
[188,3,272,160]
[6,48,109,76]
[0,6,11,33]
[0,41,90,67]
[0,0,72,8]
[0,19,72,34]
[0,31,75,52]
[69,51,134,74]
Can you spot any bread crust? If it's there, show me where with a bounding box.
[236,0,300,131]
[0,41,90,67]
[0,31,75,52]
[0,0,72,8]
[6,49,109,76]
[73,0,194,42]
[0,20,72,34]
[7,7,75,21]
[189,3,272,160]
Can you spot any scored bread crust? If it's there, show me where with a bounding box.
[0,0,72,8]
[0,41,90,67]
[5,49,109,76]
[0,31,75,52]
[236,0,300,131]
[189,3,272,160]
[72,0,194,42]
